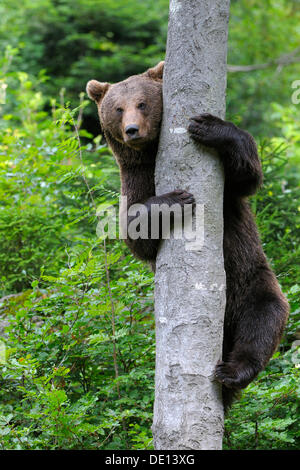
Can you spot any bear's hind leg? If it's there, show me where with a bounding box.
[215,293,289,393]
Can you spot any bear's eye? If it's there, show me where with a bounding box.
[137,102,146,110]
[116,107,123,114]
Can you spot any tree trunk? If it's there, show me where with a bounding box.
[152,0,230,450]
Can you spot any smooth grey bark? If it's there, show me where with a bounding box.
[152,0,230,450]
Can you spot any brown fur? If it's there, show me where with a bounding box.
[87,62,289,411]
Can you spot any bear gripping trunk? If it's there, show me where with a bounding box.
[152,0,230,450]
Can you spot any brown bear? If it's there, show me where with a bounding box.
[86,61,289,410]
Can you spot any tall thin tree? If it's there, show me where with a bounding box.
[152,0,230,450]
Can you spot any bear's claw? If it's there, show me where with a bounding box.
[167,189,195,206]
[215,360,258,390]
[188,113,231,149]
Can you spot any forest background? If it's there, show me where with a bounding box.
[0,0,299,450]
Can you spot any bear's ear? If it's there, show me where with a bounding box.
[86,80,110,103]
[144,61,165,81]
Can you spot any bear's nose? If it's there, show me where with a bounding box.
[125,124,139,138]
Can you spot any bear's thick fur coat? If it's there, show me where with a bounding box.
[87,62,289,410]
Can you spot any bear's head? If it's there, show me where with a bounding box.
[86,61,164,150]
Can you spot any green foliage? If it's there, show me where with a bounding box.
[250,137,300,345]
[0,246,155,449]
[0,58,119,294]
[0,0,168,125]
[0,59,155,449]
[0,0,299,450]
[252,139,300,286]
[227,0,300,136]
[224,349,300,450]
[1,0,299,136]
[222,136,300,450]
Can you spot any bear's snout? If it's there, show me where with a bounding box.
[125,124,140,139]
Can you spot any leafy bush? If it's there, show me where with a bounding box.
[0,41,299,449]
[1,0,300,137]
[223,125,300,450]
[0,245,155,449]
[0,0,168,133]
[0,59,155,449]
[251,136,300,345]
[0,56,119,295]
[224,349,300,450]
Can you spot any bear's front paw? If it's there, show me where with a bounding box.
[215,360,258,390]
[188,113,231,149]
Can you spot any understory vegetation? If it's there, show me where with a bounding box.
[0,0,299,450]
